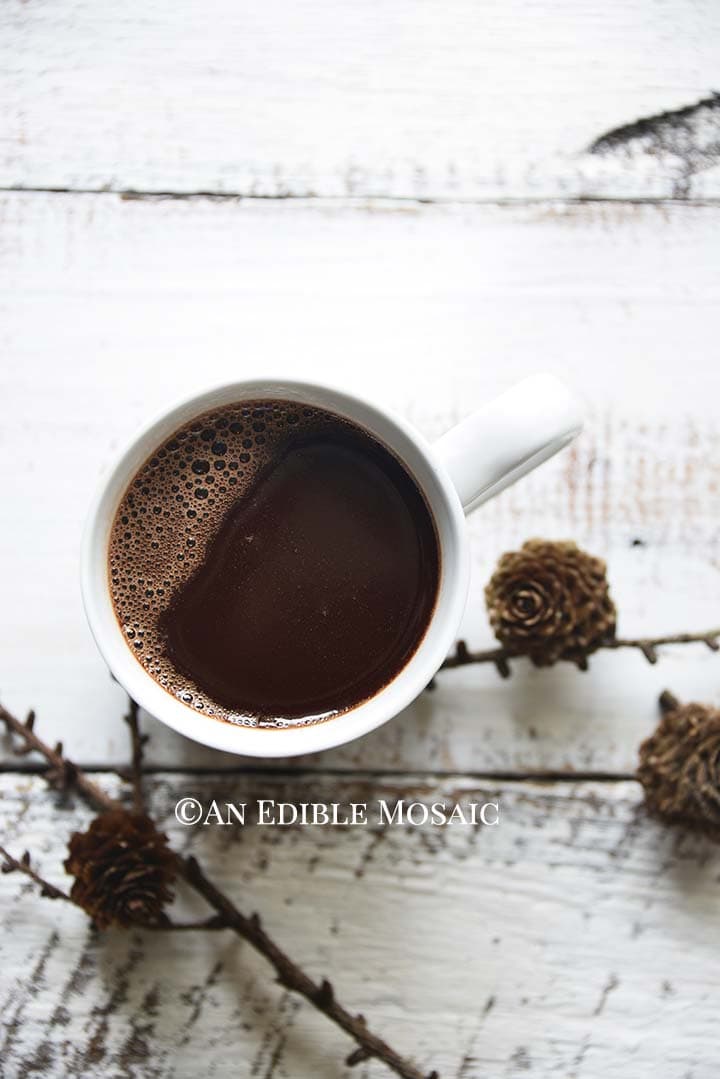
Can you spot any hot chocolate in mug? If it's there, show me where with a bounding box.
[81,374,582,758]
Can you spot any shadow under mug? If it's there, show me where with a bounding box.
[81,374,582,758]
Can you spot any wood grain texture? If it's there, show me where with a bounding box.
[1,772,719,1078]
[3,12,719,1076]
[1,193,719,771]
[1,1,719,200]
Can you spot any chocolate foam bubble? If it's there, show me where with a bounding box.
[109,401,340,724]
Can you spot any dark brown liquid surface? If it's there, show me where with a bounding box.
[108,402,439,726]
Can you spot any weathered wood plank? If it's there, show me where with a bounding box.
[1,194,719,772]
[1,772,718,1078]
[1,1,719,199]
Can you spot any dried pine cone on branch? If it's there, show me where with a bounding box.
[485,539,616,667]
[64,810,176,928]
[638,693,720,840]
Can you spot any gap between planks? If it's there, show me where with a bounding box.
[0,763,637,783]
[0,185,719,208]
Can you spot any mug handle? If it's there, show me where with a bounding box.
[434,373,583,515]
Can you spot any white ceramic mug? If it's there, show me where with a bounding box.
[81,374,582,758]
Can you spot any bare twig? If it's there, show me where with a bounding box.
[439,643,513,678]
[0,844,73,903]
[0,704,121,812]
[5,620,715,1078]
[122,697,147,813]
[179,854,437,1079]
[0,699,436,1079]
[435,628,720,680]
[603,629,720,661]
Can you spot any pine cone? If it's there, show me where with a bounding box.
[637,694,720,840]
[485,539,616,666]
[64,810,176,928]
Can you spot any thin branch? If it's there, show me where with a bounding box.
[0,844,74,903]
[122,697,147,813]
[439,643,513,677]
[5,624,714,1078]
[0,699,436,1079]
[436,627,720,679]
[179,854,437,1079]
[0,704,122,812]
[604,629,720,660]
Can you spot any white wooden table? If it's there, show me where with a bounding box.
[2,4,719,1076]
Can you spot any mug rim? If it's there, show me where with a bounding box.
[80,377,470,758]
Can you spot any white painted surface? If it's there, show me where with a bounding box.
[1,195,718,770]
[2,11,720,1076]
[1,1,719,199]
[2,773,719,1078]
